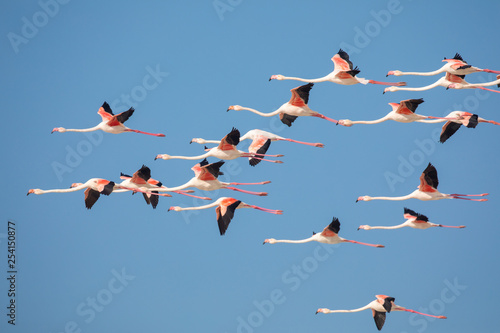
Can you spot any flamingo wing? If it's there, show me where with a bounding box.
[216,200,241,235]
[279,113,298,127]
[98,180,115,195]
[445,73,466,83]
[331,49,354,72]
[321,217,340,237]
[142,192,158,209]
[218,128,240,150]
[420,163,439,190]
[403,207,419,219]
[396,98,424,115]
[120,173,132,180]
[439,121,462,143]
[115,107,135,124]
[465,114,478,128]
[84,188,100,209]
[372,310,386,331]
[97,102,114,121]
[249,138,271,166]
[199,161,225,181]
[131,165,152,184]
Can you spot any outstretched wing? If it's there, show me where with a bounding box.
[218,127,240,150]
[331,48,354,71]
[249,139,271,167]
[419,163,439,190]
[439,121,462,143]
[321,217,340,237]
[97,102,114,121]
[372,310,386,331]
[216,200,241,235]
[280,113,298,127]
[115,107,135,124]
[84,188,100,209]
[396,98,424,114]
[131,165,152,184]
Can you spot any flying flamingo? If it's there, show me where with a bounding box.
[26,178,170,209]
[227,83,340,126]
[269,49,406,87]
[358,207,465,230]
[337,98,457,126]
[155,159,271,196]
[383,73,500,94]
[263,216,384,248]
[155,128,284,165]
[168,197,283,235]
[119,165,210,208]
[316,294,446,331]
[356,163,488,202]
[51,102,166,137]
[387,53,500,77]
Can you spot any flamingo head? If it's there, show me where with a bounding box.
[27,189,42,196]
[356,196,372,202]
[315,308,331,314]
[227,105,243,112]
[263,238,277,245]
[269,74,284,81]
[168,206,182,212]
[357,225,372,230]
[155,154,171,160]
[70,183,83,188]
[338,119,353,127]
[386,70,402,77]
[51,127,66,133]
[383,87,398,94]
[446,83,464,90]
[190,138,206,144]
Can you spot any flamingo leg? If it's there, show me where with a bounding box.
[241,155,283,164]
[343,239,384,248]
[483,69,500,74]
[278,138,324,148]
[476,86,500,93]
[119,187,172,197]
[312,113,339,124]
[451,196,488,202]
[438,224,466,229]
[229,181,271,185]
[248,205,283,214]
[368,80,406,86]
[225,187,267,196]
[125,129,166,137]
[172,190,211,200]
[450,193,489,197]
[484,120,500,126]
[399,308,447,319]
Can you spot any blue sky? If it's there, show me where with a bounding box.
[1,1,499,332]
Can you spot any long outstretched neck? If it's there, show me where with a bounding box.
[416,118,447,124]
[125,129,165,137]
[239,107,282,117]
[395,307,447,319]
[164,152,212,160]
[174,201,219,211]
[325,304,372,313]
[366,194,414,201]
[351,116,390,125]
[271,75,330,83]
[272,236,317,244]
[155,181,192,192]
[34,186,86,194]
[390,68,446,76]
[396,81,442,91]
[365,224,407,230]
[343,239,384,248]
[62,125,101,133]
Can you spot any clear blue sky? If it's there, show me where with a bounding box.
[1,1,499,332]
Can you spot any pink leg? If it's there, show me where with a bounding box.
[248,205,283,214]
[450,193,489,197]
[368,80,406,86]
[483,69,500,74]
[172,190,211,200]
[312,113,338,124]
[126,129,166,137]
[229,181,271,185]
[399,308,446,319]
[225,187,267,196]
[476,86,500,93]
[242,156,283,164]
[242,153,284,158]
[438,224,466,229]
[278,138,324,148]
[451,196,488,202]
[343,239,384,248]
[119,186,172,197]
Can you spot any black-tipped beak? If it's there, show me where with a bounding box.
[315,311,319,315]
[386,74,389,77]
[226,108,230,112]
[355,199,359,203]
[268,77,272,81]
[382,91,385,95]
[189,140,193,144]
[446,86,450,90]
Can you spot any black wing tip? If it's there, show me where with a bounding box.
[403,207,418,216]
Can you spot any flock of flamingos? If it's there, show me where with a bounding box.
[28,50,499,330]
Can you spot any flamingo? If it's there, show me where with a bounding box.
[316,294,446,331]
[269,49,406,87]
[168,197,283,235]
[118,165,210,209]
[191,129,324,148]
[155,128,284,165]
[263,216,384,248]
[26,178,169,209]
[337,98,457,126]
[383,73,500,94]
[51,102,166,137]
[155,159,270,196]
[387,53,500,77]
[227,83,341,126]
[356,163,489,202]
[358,207,465,230]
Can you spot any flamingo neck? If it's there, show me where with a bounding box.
[351,116,390,125]
[281,75,330,83]
[369,194,414,201]
[398,67,446,76]
[327,304,372,313]
[64,125,101,133]
[240,107,281,117]
[273,236,316,244]
[367,223,407,230]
